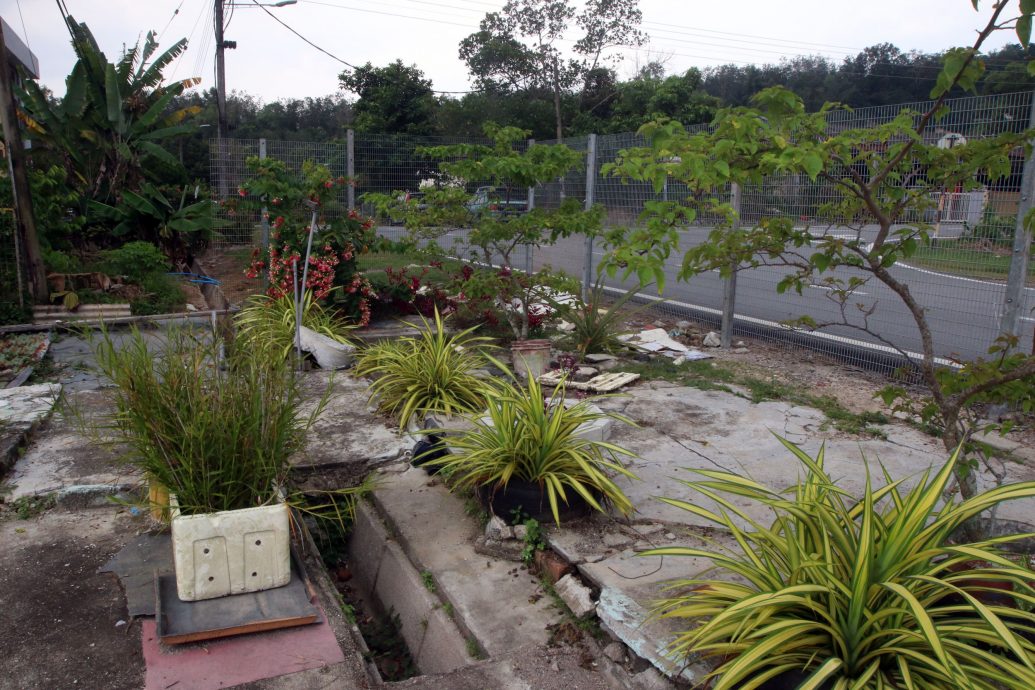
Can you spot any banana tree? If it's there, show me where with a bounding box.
[18,16,200,210]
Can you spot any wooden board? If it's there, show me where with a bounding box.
[155,556,320,645]
[538,371,640,392]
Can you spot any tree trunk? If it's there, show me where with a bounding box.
[552,57,563,143]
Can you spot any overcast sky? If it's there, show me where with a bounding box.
[0,0,1026,103]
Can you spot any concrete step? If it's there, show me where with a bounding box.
[370,467,564,657]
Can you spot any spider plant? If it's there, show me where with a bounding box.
[428,375,639,524]
[353,308,505,429]
[554,280,645,357]
[642,437,1035,690]
[235,291,354,361]
[90,326,330,516]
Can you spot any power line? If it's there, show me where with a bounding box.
[14,0,32,53]
[251,0,358,67]
[159,0,188,41]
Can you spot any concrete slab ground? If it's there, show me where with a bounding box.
[295,372,410,476]
[6,329,1034,689]
[4,389,139,503]
[0,382,61,477]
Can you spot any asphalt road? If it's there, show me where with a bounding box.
[377,225,1035,367]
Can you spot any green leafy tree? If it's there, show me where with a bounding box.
[368,123,601,340]
[604,0,1035,511]
[339,61,437,135]
[460,0,646,141]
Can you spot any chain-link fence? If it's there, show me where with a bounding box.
[210,89,1035,371]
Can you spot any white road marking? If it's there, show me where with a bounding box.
[808,284,868,296]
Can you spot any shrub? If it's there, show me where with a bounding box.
[130,273,184,316]
[235,291,354,362]
[354,309,502,429]
[643,438,1035,690]
[428,375,639,524]
[239,157,376,325]
[99,241,169,283]
[91,327,327,515]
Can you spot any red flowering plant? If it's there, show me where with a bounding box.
[239,156,376,325]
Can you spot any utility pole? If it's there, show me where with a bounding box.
[0,20,46,304]
[214,0,227,142]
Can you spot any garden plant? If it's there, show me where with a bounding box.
[427,374,639,524]
[239,156,377,325]
[354,308,505,429]
[642,437,1035,689]
[368,123,601,341]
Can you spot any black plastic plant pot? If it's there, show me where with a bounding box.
[476,480,595,525]
[411,435,449,474]
[757,669,833,690]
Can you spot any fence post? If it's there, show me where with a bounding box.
[258,139,269,292]
[1001,95,1035,342]
[721,183,741,349]
[527,138,535,275]
[347,129,356,211]
[582,134,597,300]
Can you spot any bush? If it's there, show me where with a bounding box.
[428,375,639,524]
[354,309,503,429]
[100,241,169,284]
[643,438,1035,689]
[91,327,326,515]
[235,291,354,361]
[965,210,1017,243]
[130,273,184,316]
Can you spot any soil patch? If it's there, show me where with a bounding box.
[197,246,261,307]
[0,509,147,690]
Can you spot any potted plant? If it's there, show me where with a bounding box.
[427,374,639,525]
[91,327,334,601]
[235,290,356,366]
[641,437,1035,689]
[353,308,505,433]
[367,124,603,379]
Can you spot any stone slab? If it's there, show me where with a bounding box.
[5,389,138,500]
[372,467,562,657]
[607,385,1035,529]
[595,587,699,683]
[295,373,410,470]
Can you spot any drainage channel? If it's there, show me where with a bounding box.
[307,497,475,684]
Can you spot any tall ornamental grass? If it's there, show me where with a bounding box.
[92,327,327,515]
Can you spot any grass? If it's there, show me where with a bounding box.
[420,570,436,592]
[465,637,485,659]
[906,238,1035,283]
[621,357,889,437]
[357,251,463,282]
[2,493,56,520]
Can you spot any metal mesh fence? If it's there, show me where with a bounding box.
[210,89,1035,369]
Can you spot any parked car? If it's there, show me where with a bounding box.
[466,186,528,218]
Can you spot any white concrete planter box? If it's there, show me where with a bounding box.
[170,498,291,602]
